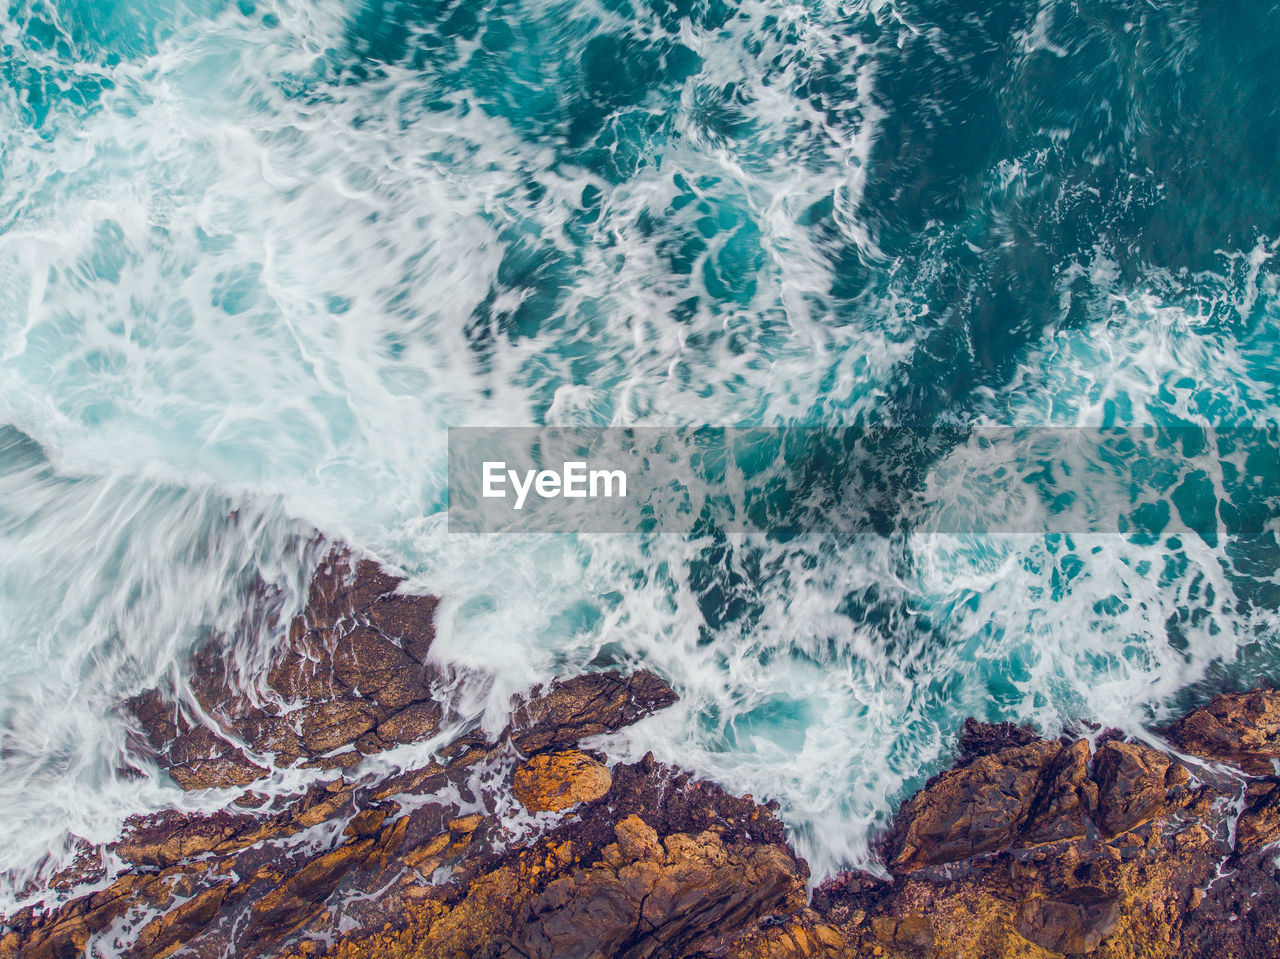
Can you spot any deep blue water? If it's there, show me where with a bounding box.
[1,0,1279,900]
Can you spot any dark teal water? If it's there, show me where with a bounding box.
[1,0,1279,895]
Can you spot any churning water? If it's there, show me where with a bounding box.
[2,0,1280,903]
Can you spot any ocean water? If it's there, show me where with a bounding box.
[2,0,1280,904]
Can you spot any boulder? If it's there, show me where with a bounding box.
[888,738,1094,871]
[1092,740,1188,836]
[508,670,679,754]
[512,750,613,812]
[1168,688,1280,775]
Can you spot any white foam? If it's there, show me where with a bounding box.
[1,0,1278,902]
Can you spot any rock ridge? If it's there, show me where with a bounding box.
[3,554,1279,958]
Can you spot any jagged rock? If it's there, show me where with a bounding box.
[512,750,613,812]
[508,670,679,754]
[111,781,357,870]
[509,815,806,959]
[1092,740,1188,836]
[45,840,106,893]
[303,552,401,631]
[888,738,1095,871]
[1173,849,1280,957]
[724,914,849,959]
[956,717,1038,765]
[1235,778,1280,854]
[126,690,268,790]
[269,768,807,959]
[330,625,429,710]
[375,700,444,745]
[15,552,1280,959]
[1020,738,1095,846]
[3,553,693,959]
[804,713,1280,959]
[361,593,439,663]
[295,697,381,754]
[4,872,171,959]
[244,838,377,945]
[1168,688,1280,775]
[115,807,266,869]
[124,550,445,790]
[1014,888,1121,954]
[130,881,234,959]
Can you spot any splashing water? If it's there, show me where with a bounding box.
[2,0,1280,900]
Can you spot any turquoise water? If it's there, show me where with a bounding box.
[2,0,1280,901]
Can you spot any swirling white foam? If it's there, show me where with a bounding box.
[0,0,1278,908]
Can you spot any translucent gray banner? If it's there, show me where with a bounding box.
[447,427,1280,537]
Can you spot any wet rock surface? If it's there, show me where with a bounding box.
[3,555,1280,959]
[1168,688,1280,776]
[512,750,613,813]
[124,551,445,780]
[0,553,801,959]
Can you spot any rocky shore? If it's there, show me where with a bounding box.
[3,553,1280,958]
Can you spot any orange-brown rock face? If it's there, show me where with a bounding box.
[887,738,1097,872]
[509,815,806,959]
[7,553,1280,959]
[784,719,1279,959]
[512,750,613,812]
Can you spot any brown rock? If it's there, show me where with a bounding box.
[957,717,1038,765]
[331,625,428,710]
[1169,688,1280,775]
[888,739,1093,871]
[265,631,343,703]
[614,814,663,861]
[123,554,451,794]
[362,592,439,662]
[163,725,269,790]
[40,546,1280,959]
[10,873,166,959]
[1235,778,1280,854]
[129,881,234,958]
[1092,740,1183,835]
[116,809,253,869]
[1021,737,1096,846]
[11,560,733,959]
[295,697,380,754]
[449,813,484,835]
[245,838,376,944]
[508,670,679,754]
[303,551,401,631]
[509,819,807,959]
[343,808,389,838]
[513,750,613,812]
[375,700,444,744]
[126,691,268,790]
[45,837,106,893]
[1014,888,1121,954]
